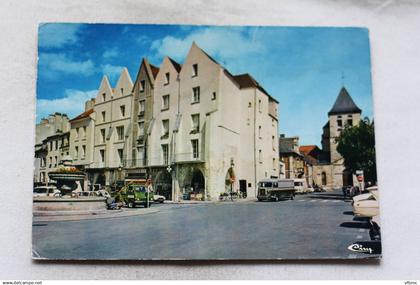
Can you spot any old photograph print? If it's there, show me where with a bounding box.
[33,24,380,260]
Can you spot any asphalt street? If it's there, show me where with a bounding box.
[32,190,381,260]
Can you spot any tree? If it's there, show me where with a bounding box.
[336,118,377,183]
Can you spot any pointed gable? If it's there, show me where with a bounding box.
[155,56,182,85]
[114,67,133,97]
[95,75,113,103]
[133,58,159,90]
[328,87,361,116]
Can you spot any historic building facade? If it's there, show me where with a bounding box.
[303,87,362,189]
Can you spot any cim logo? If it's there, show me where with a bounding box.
[347,241,381,255]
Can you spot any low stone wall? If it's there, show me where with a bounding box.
[33,197,107,216]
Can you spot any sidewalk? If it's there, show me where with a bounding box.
[165,197,257,204]
[33,207,159,223]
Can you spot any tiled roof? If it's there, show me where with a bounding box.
[69,108,94,123]
[299,145,318,156]
[168,57,182,72]
[150,64,159,79]
[232,73,279,103]
[328,87,361,115]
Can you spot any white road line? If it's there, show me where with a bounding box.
[357,235,363,239]
[310,200,317,202]
[333,200,341,203]
[359,229,366,233]
[321,200,328,203]
[297,200,305,202]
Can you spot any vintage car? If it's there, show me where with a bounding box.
[257,179,295,201]
[120,181,153,208]
[153,193,166,203]
[33,186,61,197]
[352,186,379,218]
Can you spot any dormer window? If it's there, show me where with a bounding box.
[192,64,198,77]
[140,80,145,92]
[165,72,170,85]
[102,93,106,102]
[120,105,125,117]
[121,88,124,95]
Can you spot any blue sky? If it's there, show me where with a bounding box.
[37,24,373,146]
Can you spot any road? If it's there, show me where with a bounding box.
[32,190,381,260]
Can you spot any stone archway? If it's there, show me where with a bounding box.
[225,167,235,193]
[154,170,172,200]
[191,169,205,195]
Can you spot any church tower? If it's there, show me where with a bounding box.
[319,86,362,188]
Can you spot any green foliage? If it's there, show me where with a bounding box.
[336,118,377,183]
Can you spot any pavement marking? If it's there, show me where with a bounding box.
[333,200,341,203]
[321,200,328,203]
[356,235,363,239]
[297,200,306,202]
[310,200,317,202]
[359,229,366,233]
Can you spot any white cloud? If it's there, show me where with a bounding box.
[39,53,95,79]
[38,23,83,48]
[100,64,124,81]
[136,35,150,46]
[37,89,97,122]
[102,47,119,58]
[150,27,266,63]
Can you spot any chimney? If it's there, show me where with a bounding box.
[85,98,95,111]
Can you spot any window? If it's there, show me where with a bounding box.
[192,64,198,77]
[139,100,145,116]
[165,72,170,85]
[347,119,353,126]
[116,126,124,141]
[273,158,276,170]
[117,148,123,163]
[212,92,216,100]
[162,95,170,110]
[258,99,262,112]
[120,105,125,117]
[248,102,252,108]
[100,149,105,162]
[137,147,144,165]
[138,121,144,136]
[259,150,262,163]
[120,88,124,95]
[162,144,169,165]
[74,146,78,159]
[258,126,262,138]
[81,145,86,159]
[272,135,276,150]
[54,156,58,167]
[192,87,200,103]
[337,119,342,127]
[191,139,199,159]
[100,128,106,143]
[102,93,106,102]
[140,80,145,92]
[191,114,200,133]
[55,140,58,150]
[161,119,169,138]
[101,111,106,122]
[75,128,79,139]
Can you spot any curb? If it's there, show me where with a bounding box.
[33,208,159,223]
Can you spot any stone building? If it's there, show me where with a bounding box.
[34,113,70,184]
[69,99,95,172]
[144,43,279,200]
[306,86,362,189]
[90,68,134,186]
[279,135,313,187]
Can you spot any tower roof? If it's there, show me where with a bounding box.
[328,87,361,116]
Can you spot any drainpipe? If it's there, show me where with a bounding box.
[253,88,257,198]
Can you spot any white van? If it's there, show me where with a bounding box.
[293,179,305,194]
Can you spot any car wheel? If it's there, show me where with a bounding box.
[128,201,134,208]
[159,199,164,203]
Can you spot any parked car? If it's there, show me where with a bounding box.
[96,189,111,198]
[33,186,61,197]
[352,191,379,218]
[153,193,166,203]
[306,186,315,193]
[120,181,153,208]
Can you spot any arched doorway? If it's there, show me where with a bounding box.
[225,167,235,193]
[191,169,205,195]
[154,170,172,200]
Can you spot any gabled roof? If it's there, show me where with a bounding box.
[132,58,160,91]
[69,109,94,123]
[168,57,182,73]
[299,145,320,156]
[150,64,159,79]
[328,87,361,116]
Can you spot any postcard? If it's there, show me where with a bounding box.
[33,24,380,260]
